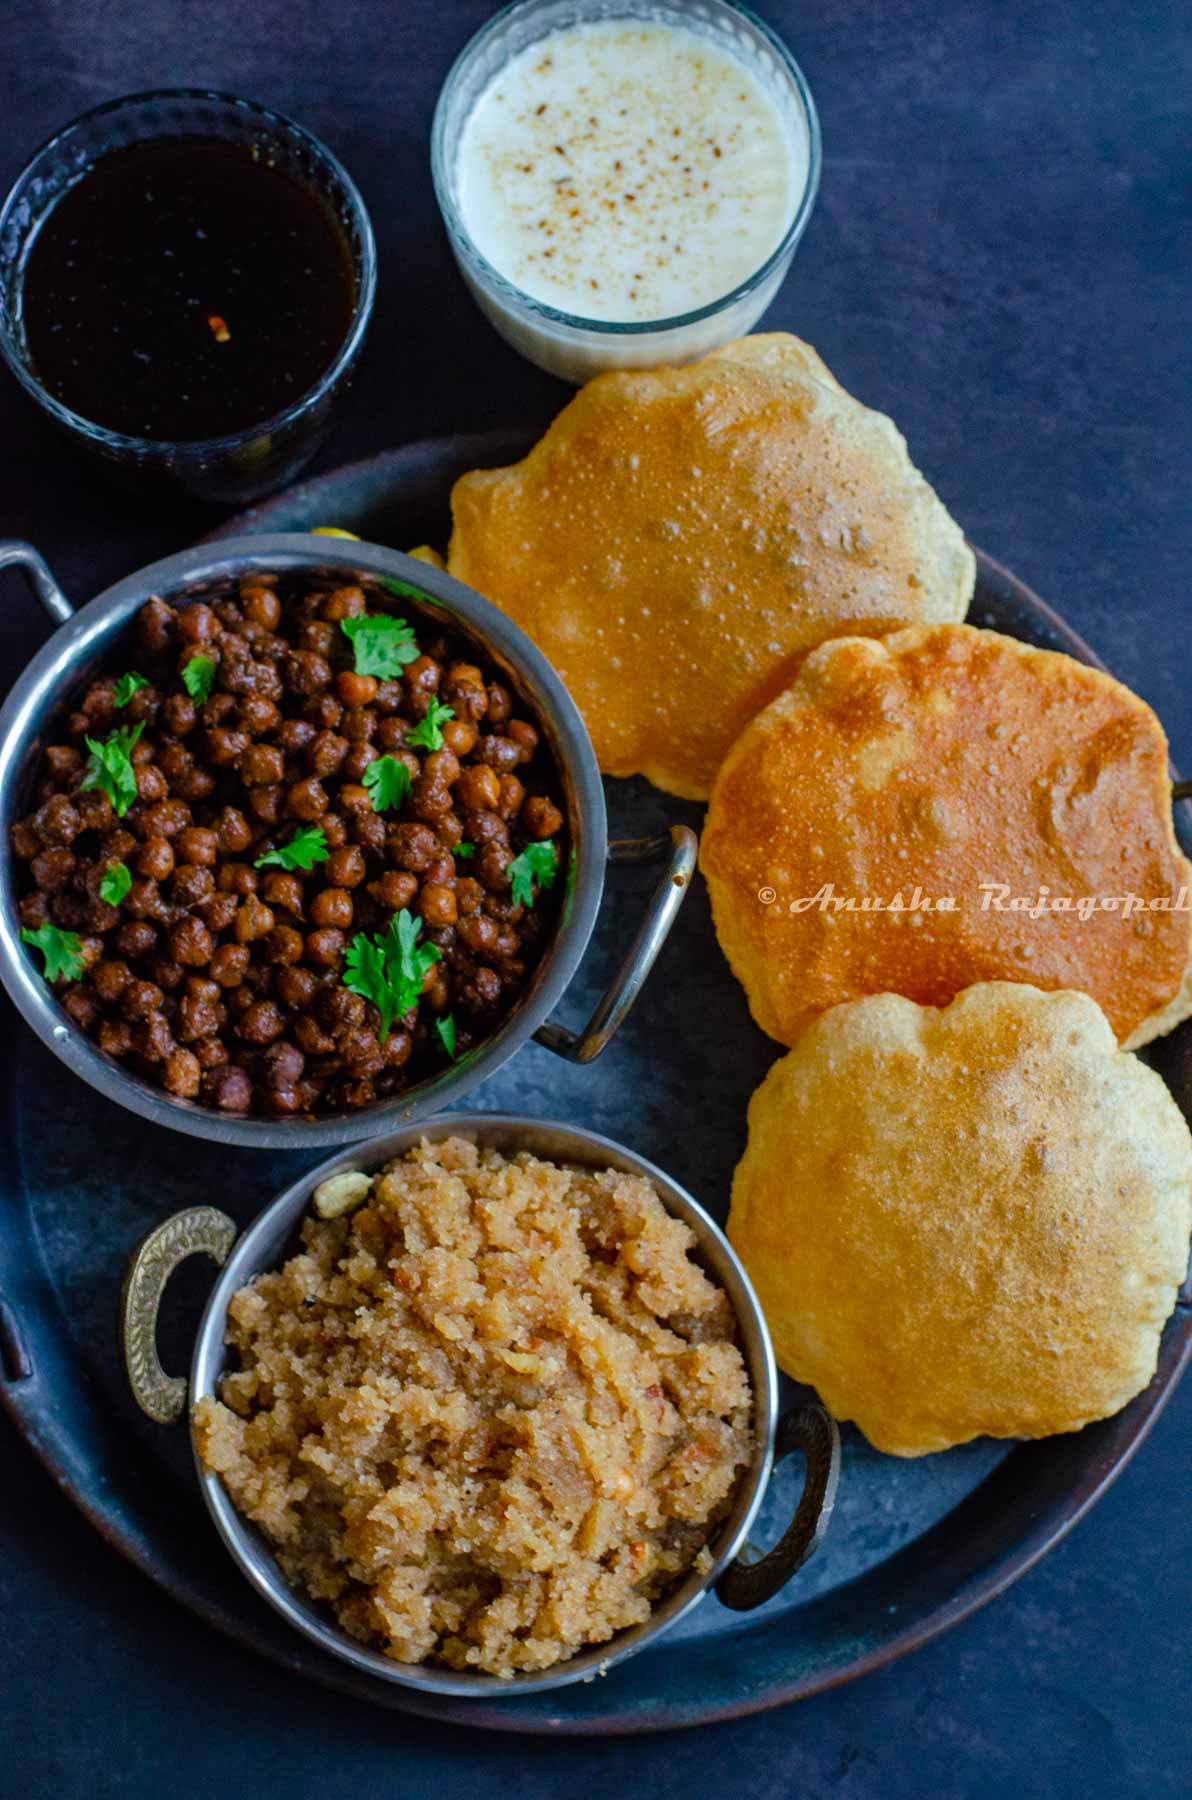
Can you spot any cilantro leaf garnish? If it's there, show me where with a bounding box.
[81,721,144,817]
[453,841,475,860]
[362,754,412,814]
[182,654,216,703]
[254,826,329,872]
[407,698,455,752]
[377,576,429,602]
[342,909,441,1042]
[340,612,420,678]
[113,672,149,708]
[99,862,132,907]
[21,923,85,983]
[435,1013,458,1059]
[508,839,559,909]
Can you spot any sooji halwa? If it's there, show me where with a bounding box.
[194,1137,754,1677]
[13,575,567,1116]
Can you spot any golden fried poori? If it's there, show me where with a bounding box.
[448,334,974,799]
[701,622,1192,1049]
[729,983,1192,1456]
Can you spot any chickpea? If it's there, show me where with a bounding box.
[307,887,352,930]
[34,794,81,846]
[98,1018,133,1058]
[305,927,345,968]
[295,1014,335,1056]
[210,943,250,988]
[115,920,158,959]
[381,1029,413,1069]
[457,913,500,957]
[461,965,502,1011]
[375,716,409,753]
[370,870,419,912]
[337,670,377,708]
[455,877,484,917]
[162,1048,202,1098]
[277,972,316,1015]
[203,727,249,768]
[193,1036,228,1071]
[306,731,349,777]
[283,649,332,695]
[213,806,253,854]
[238,1000,285,1045]
[304,692,343,731]
[316,987,365,1034]
[441,717,478,758]
[320,585,367,622]
[217,862,258,896]
[198,893,238,933]
[172,864,215,907]
[387,823,439,872]
[487,683,513,725]
[278,717,317,757]
[260,1041,305,1089]
[121,979,164,1022]
[135,1013,175,1063]
[237,694,280,736]
[350,811,386,855]
[325,844,366,888]
[506,718,540,756]
[162,693,196,736]
[62,986,100,1032]
[177,602,218,644]
[461,808,508,847]
[18,892,49,930]
[475,735,524,773]
[456,764,502,811]
[341,707,378,745]
[169,917,214,967]
[420,881,458,928]
[93,959,132,1004]
[204,1064,253,1111]
[403,655,441,715]
[248,785,284,827]
[522,794,565,839]
[341,742,379,784]
[175,827,218,867]
[286,777,329,821]
[238,742,285,786]
[241,585,282,630]
[298,620,336,658]
[233,896,275,943]
[477,842,513,892]
[260,870,304,915]
[142,798,191,839]
[322,814,348,850]
[76,789,114,834]
[138,836,175,881]
[423,748,461,787]
[338,783,372,817]
[264,924,305,965]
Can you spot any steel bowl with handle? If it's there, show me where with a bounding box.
[121,1112,842,1699]
[0,536,696,1147]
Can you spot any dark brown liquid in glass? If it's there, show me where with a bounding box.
[21,137,356,442]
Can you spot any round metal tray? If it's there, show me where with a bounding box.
[2,431,1188,1735]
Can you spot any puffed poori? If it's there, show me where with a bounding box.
[728,984,1192,1457]
[195,1136,753,1676]
[448,334,974,799]
[701,622,1192,1049]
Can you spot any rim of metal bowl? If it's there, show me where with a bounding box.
[0,536,607,1148]
[188,1112,780,1697]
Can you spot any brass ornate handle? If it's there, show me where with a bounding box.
[716,1400,842,1611]
[121,1206,238,1424]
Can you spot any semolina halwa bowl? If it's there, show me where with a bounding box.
[122,1114,840,1697]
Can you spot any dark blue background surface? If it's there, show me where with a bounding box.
[1,2,1189,1794]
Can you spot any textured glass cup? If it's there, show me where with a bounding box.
[0,90,377,505]
[431,0,821,382]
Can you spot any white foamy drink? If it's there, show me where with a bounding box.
[454,16,809,363]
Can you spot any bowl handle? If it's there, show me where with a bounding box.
[533,825,698,1063]
[121,1207,238,1424]
[0,539,75,625]
[716,1400,842,1611]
